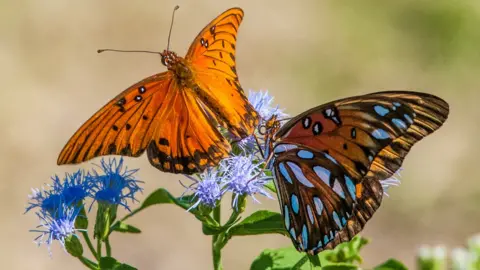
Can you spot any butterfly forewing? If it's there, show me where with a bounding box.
[275,91,449,183]
[186,8,258,139]
[57,72,172,164]
[58,72,230,174]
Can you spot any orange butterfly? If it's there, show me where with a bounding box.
[57,7,258,174]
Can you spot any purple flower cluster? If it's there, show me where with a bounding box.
[26,158,142,254]
[380,168,402,197]
[186,90,286,210]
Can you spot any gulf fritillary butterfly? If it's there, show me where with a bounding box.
[262,91,449,254]
[57,7,258,174]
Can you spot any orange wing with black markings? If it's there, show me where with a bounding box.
[57,72,230,174]
[57,7,256,174]
[186,8,258,139]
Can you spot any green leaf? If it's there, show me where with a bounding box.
[320,264,359,270]
[121,188,190,221]
[228,210,286,237]
[99,257,137,270]
[251,246,361,270]
[323,236,369,264]
[99,257,119,269]
[117,188,220,232]
[139,188,189,210]
[374,259,408,270]
[251,247,309,270]
[113,264,137,270]
[264,180,277,193]
[110,221,141,234]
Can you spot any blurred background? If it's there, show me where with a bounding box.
[2,0,480,269]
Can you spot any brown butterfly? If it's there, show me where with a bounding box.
[263,91,449,254]
[57,7,258,174]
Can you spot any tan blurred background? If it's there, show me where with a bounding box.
[2,0,480,269]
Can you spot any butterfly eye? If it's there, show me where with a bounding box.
[161,56,167,66]
[258,124,268,135]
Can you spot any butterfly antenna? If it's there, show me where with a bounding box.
[97,49,162,55]
[278,117,293,122]
[167,5,180,52]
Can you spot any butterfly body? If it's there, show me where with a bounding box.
[264,91,449,254]
[160,50,194,87]
[58,8,258,174]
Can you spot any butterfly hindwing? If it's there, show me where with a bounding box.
[275,91,449,183]
[272,146,383,254]
[186,7,258,139]
[57,72,230,174]
[145,86,230,174]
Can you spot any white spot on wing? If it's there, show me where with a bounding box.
[313,197,324,215]
[287,162,314,188]
[307,205,314,225]
[332,179,345,199]
[313,166,330,185]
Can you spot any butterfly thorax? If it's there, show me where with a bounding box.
[161,50,194,87]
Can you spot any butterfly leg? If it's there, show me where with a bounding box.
[253,134,266,159]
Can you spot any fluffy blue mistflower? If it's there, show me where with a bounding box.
[26,170,90,216]
[184,168,226,211]
[380,168,402,197]
[221,154,274,209]
[237,90,289,153]
[27,187,62,217]
[248,90,289,122]
[52,170,92,206]
[89,158,143,211]
[31,202,84,255]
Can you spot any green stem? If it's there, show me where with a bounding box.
[106,238,112,257]
[212,205,222,270]
[81,231,98,261]
[97,239,103,259]
[78,256,98,270]
[292,255,309,270]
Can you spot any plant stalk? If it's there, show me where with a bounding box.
[81,231,98,260]
[106,238,112,257]
[212,204,222,270]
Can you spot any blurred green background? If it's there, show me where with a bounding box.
[2,0,479,269]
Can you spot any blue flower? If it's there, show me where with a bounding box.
[52,170,92,206]
[248,90,288,121]
[380,168,402,197]
[235,135,258,154]
[26,170,90,216]
[27,187,62,216]
[31,202,83,254]
[236,90,289,153]
[221,154,273,209]
[184,168,226,210]
[89,158,143,211]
